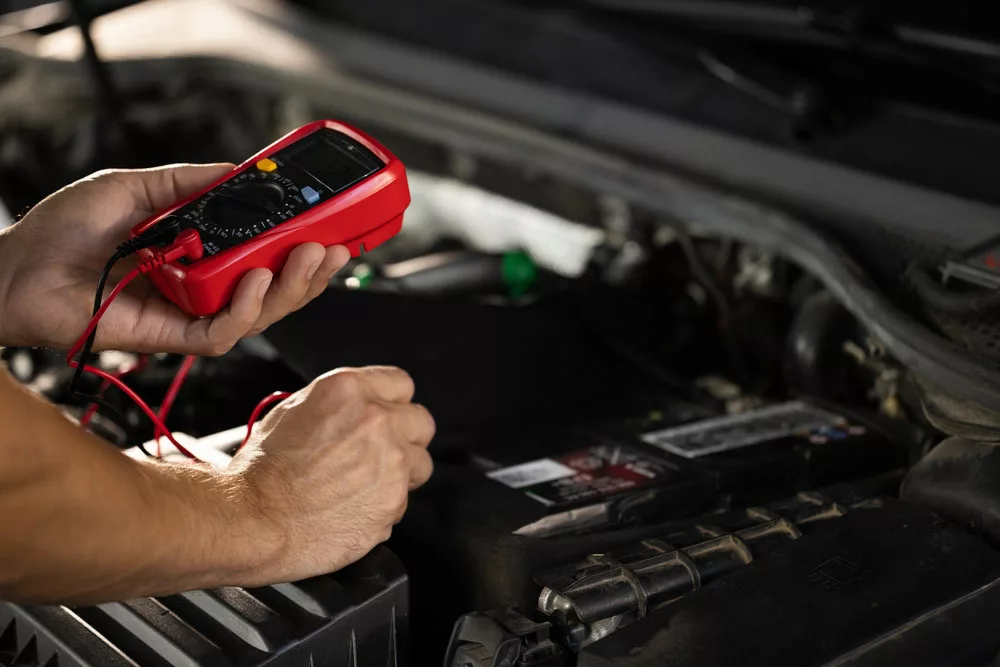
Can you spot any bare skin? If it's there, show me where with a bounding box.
[0,166,434,604]
[0,164,351,354]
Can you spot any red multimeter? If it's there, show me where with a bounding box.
[131,120,409,317]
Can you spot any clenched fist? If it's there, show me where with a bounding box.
[226,366,435,584]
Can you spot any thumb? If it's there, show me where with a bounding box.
[20,163,238,252]
[112,163,236,219]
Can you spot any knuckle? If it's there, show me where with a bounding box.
[306,379,336,405]
[394,369,416,397]
[415,453,435,486]
[360,404,391,434]
[366,366,414,391]
[328,371,364,396]
[313,371,362,402]
[393,366,415,384]
[383,444,406,469]
[414,404,437,438]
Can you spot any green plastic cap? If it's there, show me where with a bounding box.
[501,250,537,297]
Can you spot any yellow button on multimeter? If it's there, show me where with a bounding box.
[256,158,278,172]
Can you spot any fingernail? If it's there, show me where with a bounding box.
[306,259,322,281]
[257,275,273,298]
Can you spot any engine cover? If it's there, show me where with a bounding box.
[0,548,407,667]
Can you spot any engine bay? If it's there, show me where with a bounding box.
[5,1,1000,665]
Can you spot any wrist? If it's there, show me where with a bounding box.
[215,467,292,586]
[134,461,289,590]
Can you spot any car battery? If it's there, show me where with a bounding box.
[632,400,911,504]
[396,427,716,658]
[395,399,911,657]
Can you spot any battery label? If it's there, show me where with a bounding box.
[486,444,671,507]
[486,459,576,489]
[641,400,844,459]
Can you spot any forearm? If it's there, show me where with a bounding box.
[0,367,283,604]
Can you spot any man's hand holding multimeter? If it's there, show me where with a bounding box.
[0,120,406,355]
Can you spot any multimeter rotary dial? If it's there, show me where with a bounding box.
[191,171,300,241]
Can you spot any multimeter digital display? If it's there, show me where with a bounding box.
[132,120,410,317]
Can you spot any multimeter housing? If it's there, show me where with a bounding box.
[131,120,409,317]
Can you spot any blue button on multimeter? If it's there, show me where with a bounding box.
[301,186,321,205]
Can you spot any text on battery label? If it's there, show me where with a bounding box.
[487,459,577,489]
[641,401,843,458]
